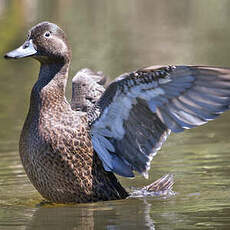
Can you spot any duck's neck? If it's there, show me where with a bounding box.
[30,61,70,111]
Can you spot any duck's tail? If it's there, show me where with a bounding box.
[129,174,175,198]
[144,174,174,192]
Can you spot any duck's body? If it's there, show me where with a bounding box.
[5,22,230,203]
[19,62,127,203]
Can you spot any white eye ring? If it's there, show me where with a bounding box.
[44,31,51,38]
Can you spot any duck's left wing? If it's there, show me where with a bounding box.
[89,65,230,178]
[71,68,106,112]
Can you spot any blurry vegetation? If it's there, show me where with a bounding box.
[0,1,25,55]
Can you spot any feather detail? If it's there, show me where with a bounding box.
[89,65,230,177]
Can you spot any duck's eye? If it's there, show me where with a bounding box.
[44,31,51,38]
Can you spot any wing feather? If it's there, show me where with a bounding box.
[71,68,106,112]
[89,65,230,177]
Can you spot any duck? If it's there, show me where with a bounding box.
[4,21,230,203]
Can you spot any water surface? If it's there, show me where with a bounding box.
[1,0,230,229]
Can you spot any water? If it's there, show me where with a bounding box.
[1,0,230,229]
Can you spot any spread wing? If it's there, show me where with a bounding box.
[71,68,106,112]
[89,65,230,178]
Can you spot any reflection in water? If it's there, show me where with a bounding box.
[143,200,155,230]
[26,205,95,230]
[25,199,157,230]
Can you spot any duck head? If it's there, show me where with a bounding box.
[4,21,71,64]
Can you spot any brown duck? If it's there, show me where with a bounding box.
[4,21,230,203]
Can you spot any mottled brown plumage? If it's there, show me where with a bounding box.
[5,21,230,203]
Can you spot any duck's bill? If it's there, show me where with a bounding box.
[4,39,37,59]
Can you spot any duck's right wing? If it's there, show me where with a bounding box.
[88,65,230,178]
